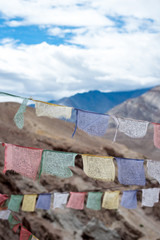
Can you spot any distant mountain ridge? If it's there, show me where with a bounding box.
[49,87,151,113]
[108,85,160,122]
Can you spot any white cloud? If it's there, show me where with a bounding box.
[0,0,160,100]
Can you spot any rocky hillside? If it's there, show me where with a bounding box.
[106,85,160,160]
[0,102,160,240]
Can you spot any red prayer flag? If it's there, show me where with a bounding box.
[153,123,160,149]
[3,143,43,180]
[0,194,8,206]
[66,192,86,210]
[20,226,32,240]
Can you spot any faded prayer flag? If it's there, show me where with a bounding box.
[0,194,8,206]
[8,214,21,231]
[147,160,160,184]
[66,192,86,210]
[73,109,109,137]
[0,210,11,220]
[86,192,103,210]
[142,188,160,207]
[20,226,32,240]
[14,98,28,129]
[53,192,69,209]
[116,158,146,186]
[35,101,72,120]
[40,150,76,178]
[153,123,160,149]
[121,190,137,209]
[8,195,23,212]
[82,155,115,181]
[3,143,43,180]
[36,193,51,210]
[22,195,37,212]
[115,117,149,139]
[102,191,120,209]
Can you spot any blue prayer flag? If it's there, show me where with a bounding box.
[121,190,137,209]
[36,193,51,210]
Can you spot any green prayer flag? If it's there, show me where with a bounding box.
[86,192,103,210]
[8,214,21,230]
[8,195,23,212]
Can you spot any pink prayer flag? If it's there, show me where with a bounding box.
[66,192,86,210]
[153,123,160,149]
[20,226,32,240]
[0,194,8,206]
[3,143,43,180]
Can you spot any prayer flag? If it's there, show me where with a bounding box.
[53,192,69,209]
[36,193,51,210]
[3,143,43,180]
[40,150,76,178]
[73,109,109,137]
[8,195,23,212]
[0,194,8,206]
[82,155,115,181]
[121,190,137,209]
[66,192,86,210]
[153,123,160,149]
[22,195,37,212]
[116,158,145,186]
[14,98,28,129]
[0,210,11,220]
[35,101,72,119]
[102,191,120,209]
[86,192,103,210]
[8,214,21,231]
[142,188,160,207]
[31,236,39,240]
[20,226,32,240]
[147,160,160,184]
[114,117,149,140]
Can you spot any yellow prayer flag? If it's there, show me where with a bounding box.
[21,194,37,212]
[102,191,120,209]
[82,155,115,181]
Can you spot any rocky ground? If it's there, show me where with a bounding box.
[0,102,160,240]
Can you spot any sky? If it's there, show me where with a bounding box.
[0,0,160,101]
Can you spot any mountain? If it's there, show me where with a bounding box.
[50,87,151,113]
[108,85,160,122]
[0,102,160,240]
[106,85,160,160]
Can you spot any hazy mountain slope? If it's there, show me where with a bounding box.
[50,87,151,113]
[0,102,160,240]
[106,85,160,160]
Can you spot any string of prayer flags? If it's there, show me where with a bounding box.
[66,192,86,210]
[113,117,149,141]
[8,195,23,212]
[20,226,32,240]
[153,123,160,149]
[147,160,160,184]
[40,150,76,178]
[35,101,72,120]
[36,193,51,210]
[14,98,28,129]
[0,194,8,206]
[72,109,109,137]
[86,192,103,211]
[0,209,11,220]
[21,195,37,212]
[116,158,146,186]
[142,188,160,207]
[102,191,120,209]
[82,155,115,182]
[53,192,69,209]
[121,190,137,209]
[3,143,43,180]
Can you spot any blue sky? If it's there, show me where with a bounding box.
[0,0,160,100]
